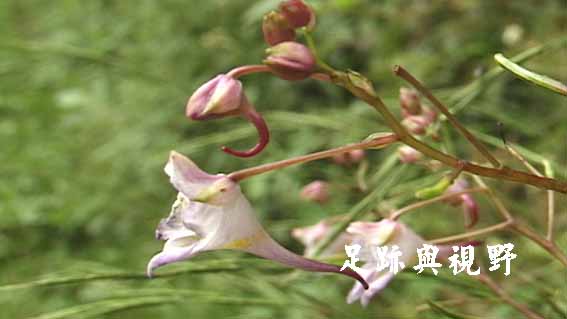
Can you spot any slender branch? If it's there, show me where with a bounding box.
[228,133,398,182]
[390,187,487,220]
[504,144,556,240]
[474,176,567,267]
[394,65,501,168]
[327,70,567,193]
[430,221,513,244]
[509,222,567,267]
[476,273,544,319]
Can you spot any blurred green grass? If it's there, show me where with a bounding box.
[1,0,566,318]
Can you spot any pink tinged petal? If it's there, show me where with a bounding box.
[221,98,270,158]
[346,267,375,304]
[247,235,369,289]
[146,243,199,278]
[186,75,243,120]
[461,194,479,228]
[299,180,330,204]
[264,42,316,81]
[165,151,223,198]
[360,272,396,307]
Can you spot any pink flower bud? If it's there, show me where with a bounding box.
[186,74,243,120]
[185,74,270,158]
[401,115,429,135]
[279,0,315,29]
[397,145,423,164]
[399,87,422,117]
[262,11,296,46]
[300,180,329,204]
[443,179,480,228]
[264,41,316,81]
[332,149,365,165]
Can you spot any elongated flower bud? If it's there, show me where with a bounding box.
[399,87,422,116]
[186,74,243,120]
[262,11,296,46]
[279,0,315,29]
[300,180,329,204]
[264,42,316,81]
[186,74,270,157]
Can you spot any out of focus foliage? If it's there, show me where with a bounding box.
[0,0,565,318]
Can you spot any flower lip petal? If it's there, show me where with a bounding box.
[165,151,224,198]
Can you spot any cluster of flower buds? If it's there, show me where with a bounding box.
[262,0,315,45]
[184,1,319,158]
[443,179,479,228]
[399,88,438,135]
[186,72,269,157]
[332,149,365,166]
[262,1,317,81]
[300,180,330,204]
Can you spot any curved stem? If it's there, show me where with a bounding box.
[221,99,270,158]
[227,65,272,78]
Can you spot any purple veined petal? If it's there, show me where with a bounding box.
[246,233,369,289]
[221,98,270,158]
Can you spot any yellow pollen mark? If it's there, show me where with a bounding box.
[223,232,265,250]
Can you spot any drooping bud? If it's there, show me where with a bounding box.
[332,149,365,165]
[264,41,316,81]
[397,145,423,164]
[399,87,422,117]
[262,11,296,46]
[443,179,479,228]
[300,180,329,204]
[186,74,243,120]
[279,0,315,29]
[186,74,270,158]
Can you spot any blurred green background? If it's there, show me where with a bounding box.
[1,0,566,318]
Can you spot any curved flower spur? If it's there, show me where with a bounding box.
[147,151,369,289]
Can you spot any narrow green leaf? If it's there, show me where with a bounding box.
[494,53,567,96]
[426,300,482,319]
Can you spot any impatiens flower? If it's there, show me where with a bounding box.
[443,179,479,228]
[264,42,316,81]
[345,220,481,307]
[186,74,270,157]
[332,149,365,166]
[147,151,368,289]
[262,11,296,46]
[292,219,353,257]
[345,219,428,307]
[299,180,329,204]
